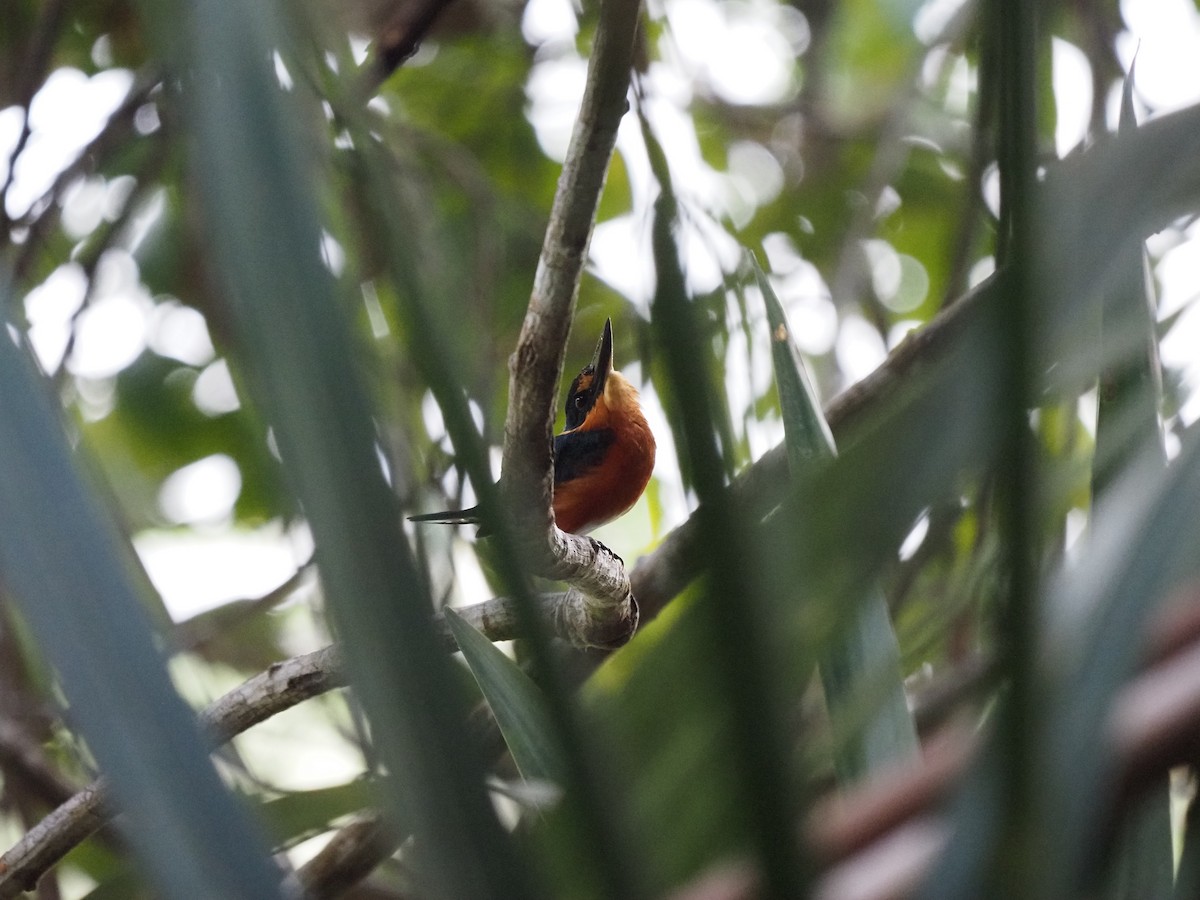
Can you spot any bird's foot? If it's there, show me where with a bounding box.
[588,536,624,567]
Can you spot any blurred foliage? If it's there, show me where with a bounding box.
[3,0,1200,896]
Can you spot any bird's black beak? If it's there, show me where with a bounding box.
[590,318,614,396]
[564,318,616,430]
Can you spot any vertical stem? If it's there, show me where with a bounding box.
[991,0,1039,891]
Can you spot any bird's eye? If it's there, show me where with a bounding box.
[574,396,586,409]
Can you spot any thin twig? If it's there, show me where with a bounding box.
[0,782,109,899]
[359,0,465,97]
[0,0,70,235]
[0,719,77,813]
[291,813,402,899]
[172,558,314,655]
[0,647,345,897]
[11,71,159,286]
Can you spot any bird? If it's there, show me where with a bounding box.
[409,318,656,535]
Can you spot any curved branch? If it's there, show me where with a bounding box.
[498,0,643,642]
[0,783,108,898]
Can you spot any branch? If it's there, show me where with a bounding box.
[197,645,344,740]
[291,812,401,899]
[497,0,642,634]
[432,580,637,652]
[0,576,635,893]
[0,782,109,899]
[361,0,464,96]
[0,646,345,897]
[0,718,77,812]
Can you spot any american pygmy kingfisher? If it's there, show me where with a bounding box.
[410,318,656,535]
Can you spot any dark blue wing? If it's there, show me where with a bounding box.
[554,428,615,485]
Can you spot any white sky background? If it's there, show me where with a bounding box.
[1,0,1200,623]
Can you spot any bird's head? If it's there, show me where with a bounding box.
[564,318,615,431]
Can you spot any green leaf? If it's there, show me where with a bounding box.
[1091,58,1172,898]
[1120,53,1140,135]
[754,254,836,464]
[0,280,284,899]
[444,608,568,785]
[259,779,376,849]
[77,867,147,900]
[1100,785,1174,900]
[925,429,1200,899]
[127,1,536,897]
[753,253,918,783]
[1034,103,1200,395]
[1091,67,1165,499]
[642,110,808,898]
[581,587,762,895]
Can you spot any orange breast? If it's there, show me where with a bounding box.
[553,413,655,535]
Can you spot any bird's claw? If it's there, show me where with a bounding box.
[588,536,624,567]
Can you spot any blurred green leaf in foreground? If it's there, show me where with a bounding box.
[3,0,1200,897]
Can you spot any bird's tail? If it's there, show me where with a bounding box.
[407,506,481,526]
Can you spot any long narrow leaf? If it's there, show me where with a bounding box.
[989,5,1040,889]
[924,429,1200,900]
[0,298,284,899]
[128,2,535,897]
[1101,789,1175,900]
[350,134,645,899]
[1092,57,1166,499]
[1174,789,1200,899]
[642,110,809,897]
[1092,59,1172,899]
[445,609,567,784]
[754,254,917,782]
[259,779,376,850]
[753,256,835,463]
